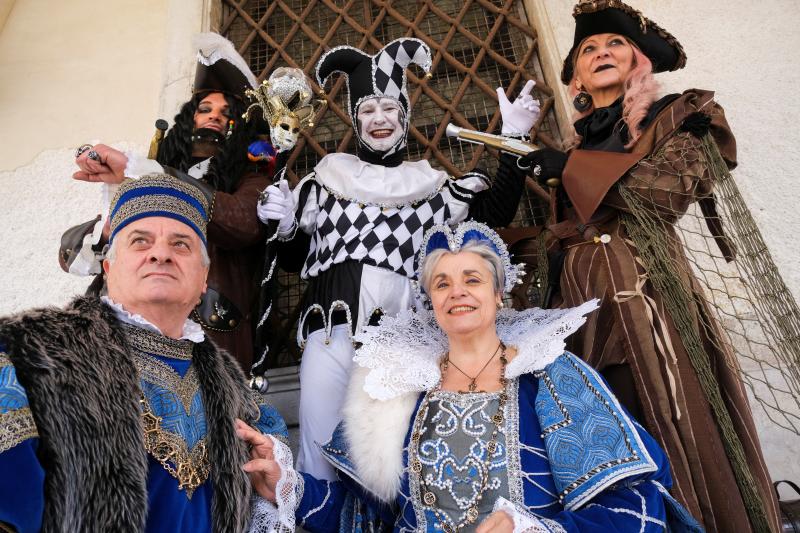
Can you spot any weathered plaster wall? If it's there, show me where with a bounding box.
[0,0,205,312]
[527,0,800,489]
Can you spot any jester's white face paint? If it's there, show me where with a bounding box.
[356,97,405,152]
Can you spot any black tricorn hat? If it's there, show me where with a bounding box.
[561,0,686,85]
[193,33,258,99]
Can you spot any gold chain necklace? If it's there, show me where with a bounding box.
[139,393,210,498]
[411,344,508,532]
[444,341,503,393]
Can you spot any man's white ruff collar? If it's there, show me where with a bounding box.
[101,296,205,342]
[353,299,599,401]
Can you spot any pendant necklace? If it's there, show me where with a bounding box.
[444,341,502,392]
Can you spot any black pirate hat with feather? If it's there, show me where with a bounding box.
[316,38,432,163]
[193,33,258,100]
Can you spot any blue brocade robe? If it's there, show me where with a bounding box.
[0,320,287,533]
[292,352,702,532]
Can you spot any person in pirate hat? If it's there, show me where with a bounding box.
[517,1,781,531]
[65,33,282,371]
[0,174,288,532]
[257,38,541,480]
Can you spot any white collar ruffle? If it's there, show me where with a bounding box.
[101,296,205,342]
[314,152,448,207]
[353,299,599,401]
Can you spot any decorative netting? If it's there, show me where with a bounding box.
[221,0,559,366]
[618,131,800,438]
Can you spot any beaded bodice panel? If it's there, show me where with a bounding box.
[412,390,509,531]
[124,325,209,498]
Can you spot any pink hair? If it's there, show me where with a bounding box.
[567,40,660,148]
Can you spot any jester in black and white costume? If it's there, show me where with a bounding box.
[257,38,541,479]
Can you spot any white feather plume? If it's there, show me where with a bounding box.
[193,32,258,89]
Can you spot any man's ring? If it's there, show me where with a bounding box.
[75,144,93,158]
[533,164,542,177]
[87,150,102,162]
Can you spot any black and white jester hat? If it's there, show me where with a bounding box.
[193,33,258,101]
[315,38,432,161]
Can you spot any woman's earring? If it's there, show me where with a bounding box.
[497,301,504,310]
[573,91,593,113]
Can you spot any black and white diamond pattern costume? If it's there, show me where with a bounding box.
[270,39,534,480]
[297,155,486,280]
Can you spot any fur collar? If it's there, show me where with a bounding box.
[342,300,598,501]
[341,365,418,503]
[0,296,255,532]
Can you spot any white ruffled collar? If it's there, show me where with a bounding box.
[353,299,599,401]
[314,152,448,207]
[101,296,205,342]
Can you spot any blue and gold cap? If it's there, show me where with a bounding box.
[109,174,209,246]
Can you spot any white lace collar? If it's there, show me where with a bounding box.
[101,296,205,342]
[353,299,599,401]
[314,152,448,206]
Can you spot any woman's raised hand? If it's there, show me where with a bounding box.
[235,418,281,502]
[73,143,128,184]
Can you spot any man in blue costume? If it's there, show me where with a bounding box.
[0,174,288,532]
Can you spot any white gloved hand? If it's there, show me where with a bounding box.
[256,179,296,236]
[497,79,541,136]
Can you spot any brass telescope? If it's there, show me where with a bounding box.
[445,123,559,187]
[445,123,536,156]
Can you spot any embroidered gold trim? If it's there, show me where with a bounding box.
[0,407,38,453]
[132,352,199,413]
[124,325,194,360]
[140,395,210,498]
[110,174,209,235]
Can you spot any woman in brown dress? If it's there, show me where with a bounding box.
[520,1,781,531]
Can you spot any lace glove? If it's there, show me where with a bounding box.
[256,179,297,238]
[492,497,564,533]
[498,79,541,136]
[518,148,568,186]
[248,435,303,533]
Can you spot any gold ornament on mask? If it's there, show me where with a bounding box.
[242,67,326,152]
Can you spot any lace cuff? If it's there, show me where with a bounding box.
[248,435,303,532]
[124,151,165,178]
[492,497,566,533]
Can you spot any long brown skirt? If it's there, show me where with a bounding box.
[558,219,781,533]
